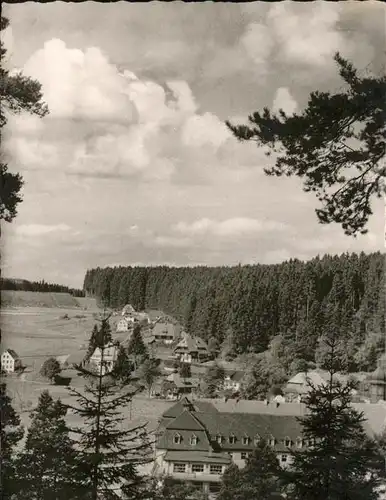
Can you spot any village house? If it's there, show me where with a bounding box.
[153,374,200,400]
[121,304,136,316]
[173,333,210,364]
[152,321,182,344]
[283,369,364,402]
[90,343,119,375]
[223,370,244,393]
[1,349,21,373]
[116,316,136,332]
[153,396,386,497]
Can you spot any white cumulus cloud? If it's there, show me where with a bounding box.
[15,223,71,237]
[173,217,286,238]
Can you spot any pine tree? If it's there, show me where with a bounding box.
[218,441,281,500]
[0,383,24,499]
[113,344,134,386]
[282,335,385,500]
[67,315,152,500]
[139,358,161,398]
[127,324,148,369]
[15,390,84,500]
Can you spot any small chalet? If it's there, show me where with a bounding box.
[160,374,200,400]
[173,333,210,363]
[152,322,181,344]
[1,349,21,373]
[121,304,136,316]
[223,370,244,392]
[90,343,119,375]
[116,316,136,332]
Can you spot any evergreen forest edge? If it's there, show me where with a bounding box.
[83,251,385,374]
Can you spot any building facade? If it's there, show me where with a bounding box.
[153,398,304,496]
[90,343,119,375]
[1,349,21,373]
[174,334,210,364]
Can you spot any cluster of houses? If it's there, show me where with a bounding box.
[152,395,386,497]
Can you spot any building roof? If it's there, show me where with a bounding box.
[225,370,244,382]
[286,371,326,388]
[164,450,231,464]
[196,412,303,452]
[165,373,200,389]
[122,304,136,315]
[2,349,19,360]
[153,322,181,339]
[162,397,218,419]
[174,334,209,354]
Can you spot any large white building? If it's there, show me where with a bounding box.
[1,349,21,373]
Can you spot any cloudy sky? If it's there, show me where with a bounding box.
[2,1,385,288]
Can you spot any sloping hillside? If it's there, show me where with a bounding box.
[2,291,80,309]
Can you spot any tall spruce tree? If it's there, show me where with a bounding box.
[281,335,385,500]
[218,441,282,500]
[15,390,85,500]
[127,324,148,370]
[67,314,152,500]
[0,383,24,499]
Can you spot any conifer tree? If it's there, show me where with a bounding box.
[15,390,84,500]
[218,441,281,500]
[67,314,152,500]
[127,324,148,369]
[282,335,385,500]
[0,383,24,499]
[113,344,134,386]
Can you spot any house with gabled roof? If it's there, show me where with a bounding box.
[173,333,210,363]
[152,322,181,345]
[1,349,21,373]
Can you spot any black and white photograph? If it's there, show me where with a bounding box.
[1,1,386,499]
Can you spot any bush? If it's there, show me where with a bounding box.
[40,358,61,383]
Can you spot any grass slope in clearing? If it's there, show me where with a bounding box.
[1,291,97,309]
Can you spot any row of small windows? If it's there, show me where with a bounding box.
[173,433,314,448]
[173,463,223,474]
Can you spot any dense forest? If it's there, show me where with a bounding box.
[1,278,85,297]
[83,252,385,372]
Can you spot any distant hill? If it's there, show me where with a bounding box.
[1,291,98,310]
[1,277,85,296]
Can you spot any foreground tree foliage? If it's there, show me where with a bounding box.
[281,336,385,500]
[67,315,153,500]
[15,391,85,500]
[0,383,24,499]
[218,441,282,500]
[84,252,385,373]
[40,357,61,383]
[226,54,386,237]
[0,16,48,222]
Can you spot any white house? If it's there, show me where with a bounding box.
[116,316,136,332]
[90,343,119,375]
[1,349,21,373]
[223,371,244,392]
[122,304,136,316]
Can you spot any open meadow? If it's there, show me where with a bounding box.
[1,291,175,458]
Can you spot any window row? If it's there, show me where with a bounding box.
[173,432,314,448]
[172,463,223,475]
[214,434,313,448]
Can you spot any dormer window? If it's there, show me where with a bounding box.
[174,433,182,444]
[242,435,250,445]
[216,434,224,444]
[190,435,198,446]
[268,435,275,447]
[284,437,292,447]
[229,434,236,445]
[296,437,303,448]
